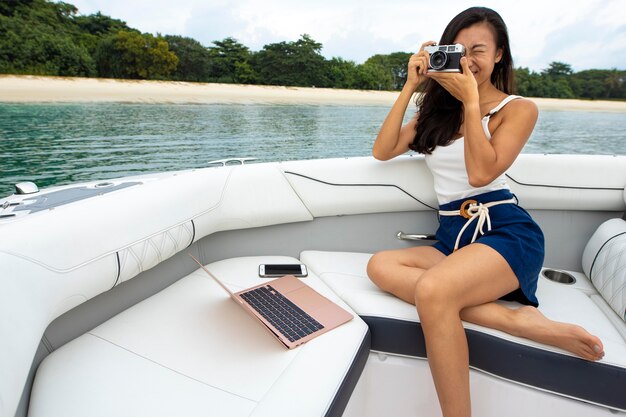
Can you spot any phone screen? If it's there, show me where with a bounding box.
[260,264,307,277]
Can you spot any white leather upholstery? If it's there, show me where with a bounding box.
[117,221,194,284]
[0,164,312,273]
[582,219,626,276]
[0,168,226,271]
[281,156,438,216]
[29,256,369,417]
[505,154,626,210]
[0,164,313,417]
[282,155,626,216]
[300,250,626,368]
[192,164,313,238]
[582,218,626,322]
[2,155,625,417]
[0,253,117,417]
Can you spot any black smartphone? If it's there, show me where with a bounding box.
[259,264,308,277]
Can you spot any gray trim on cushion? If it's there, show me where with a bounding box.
[361,316,626,412]
[324,330,371,417]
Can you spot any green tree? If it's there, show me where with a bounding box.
[538,62,575,98]
[542,61,574,77]
[571,70,605,99]
[360,61,393,90]
[603,69,624,99]
[327,57,361,89]
[73,12,133,54]
[207,37,255,83]
[544,77,575,98]
[1,0,625,97]
[569,69,626,99]
[233,60,257,84]
[74,11,130,36]
[252,34,329,87]
[0,0,35,17]
[164,35,211,82]
[94,30,178,79]
[514,67,549,97]
[54,1,78,20]
[365,52,411,90]
[0,0,94,76]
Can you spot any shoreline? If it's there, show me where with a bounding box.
[2,75,626,112]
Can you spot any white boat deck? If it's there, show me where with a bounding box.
[1,155,625,417]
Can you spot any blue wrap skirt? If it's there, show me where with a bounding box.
[432,189,544,306]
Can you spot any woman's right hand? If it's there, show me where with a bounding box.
[373,41,437,160]
[406,41,437,90]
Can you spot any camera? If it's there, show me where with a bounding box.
[424,44,465,73]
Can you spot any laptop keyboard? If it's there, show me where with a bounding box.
[241,285,324,342]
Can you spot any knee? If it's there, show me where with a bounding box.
[414,273,457,319]
[367,251,393,290]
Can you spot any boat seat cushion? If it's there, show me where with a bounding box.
[28,256,370,417]
[300,250,626,412]
[582,218,626,322]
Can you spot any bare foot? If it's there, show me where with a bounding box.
[512,306,604,361]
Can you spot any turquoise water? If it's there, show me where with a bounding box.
[1,103,625,197]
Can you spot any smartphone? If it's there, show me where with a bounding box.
[259,263,308,277]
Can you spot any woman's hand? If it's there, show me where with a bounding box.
[427,57,479,105]
[406,41,437,91]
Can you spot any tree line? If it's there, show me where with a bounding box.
[1,0,625,100]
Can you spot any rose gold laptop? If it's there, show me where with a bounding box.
[189,254,353,349]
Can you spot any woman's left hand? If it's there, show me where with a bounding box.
[427,57,478,105]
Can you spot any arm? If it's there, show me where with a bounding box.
[372,85,418,161]
[463,98,538,186]
[429,58,538,186]
[372,42,435,161]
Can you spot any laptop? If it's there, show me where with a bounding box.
[189,254,353,349]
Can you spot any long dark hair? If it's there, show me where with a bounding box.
[409,7,514,154]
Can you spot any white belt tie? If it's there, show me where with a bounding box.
[439,198,517,251]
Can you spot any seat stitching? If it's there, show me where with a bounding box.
[86,332,258,403]
[590,231,626,280]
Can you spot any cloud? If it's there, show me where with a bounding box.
[322,29,419,63]
[184,2,249,47]
[72,0,198,36]
[69,0,626,70]
[531,19,626,71]
[223,0,454,61]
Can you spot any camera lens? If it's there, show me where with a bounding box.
[429,51,448,70]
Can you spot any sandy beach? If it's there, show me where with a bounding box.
[2,75,626,112]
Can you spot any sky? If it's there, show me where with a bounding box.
[67,0,626,72]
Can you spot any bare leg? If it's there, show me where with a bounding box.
[412,243,524,417]
[367,246,605,361]
[460,303,604,360]
[367,244,605,417]
[367,245,444,303]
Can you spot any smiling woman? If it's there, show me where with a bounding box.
[368,6,606,417]
[408,17,515,156]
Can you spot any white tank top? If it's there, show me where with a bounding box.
[424,95,521,205]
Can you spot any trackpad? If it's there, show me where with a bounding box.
[287,287,331,312]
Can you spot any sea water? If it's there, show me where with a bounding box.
[0,103,624,197]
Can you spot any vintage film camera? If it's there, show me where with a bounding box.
[424,43,466,73]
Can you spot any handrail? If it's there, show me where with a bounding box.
[396,231,436,241]
[208,158,257,166]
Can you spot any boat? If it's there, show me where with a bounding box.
[1,153,625,417]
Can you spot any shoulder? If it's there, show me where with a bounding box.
[502,97,538,120]
[489,96,538,138]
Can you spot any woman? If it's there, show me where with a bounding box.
[367,6,604,417]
